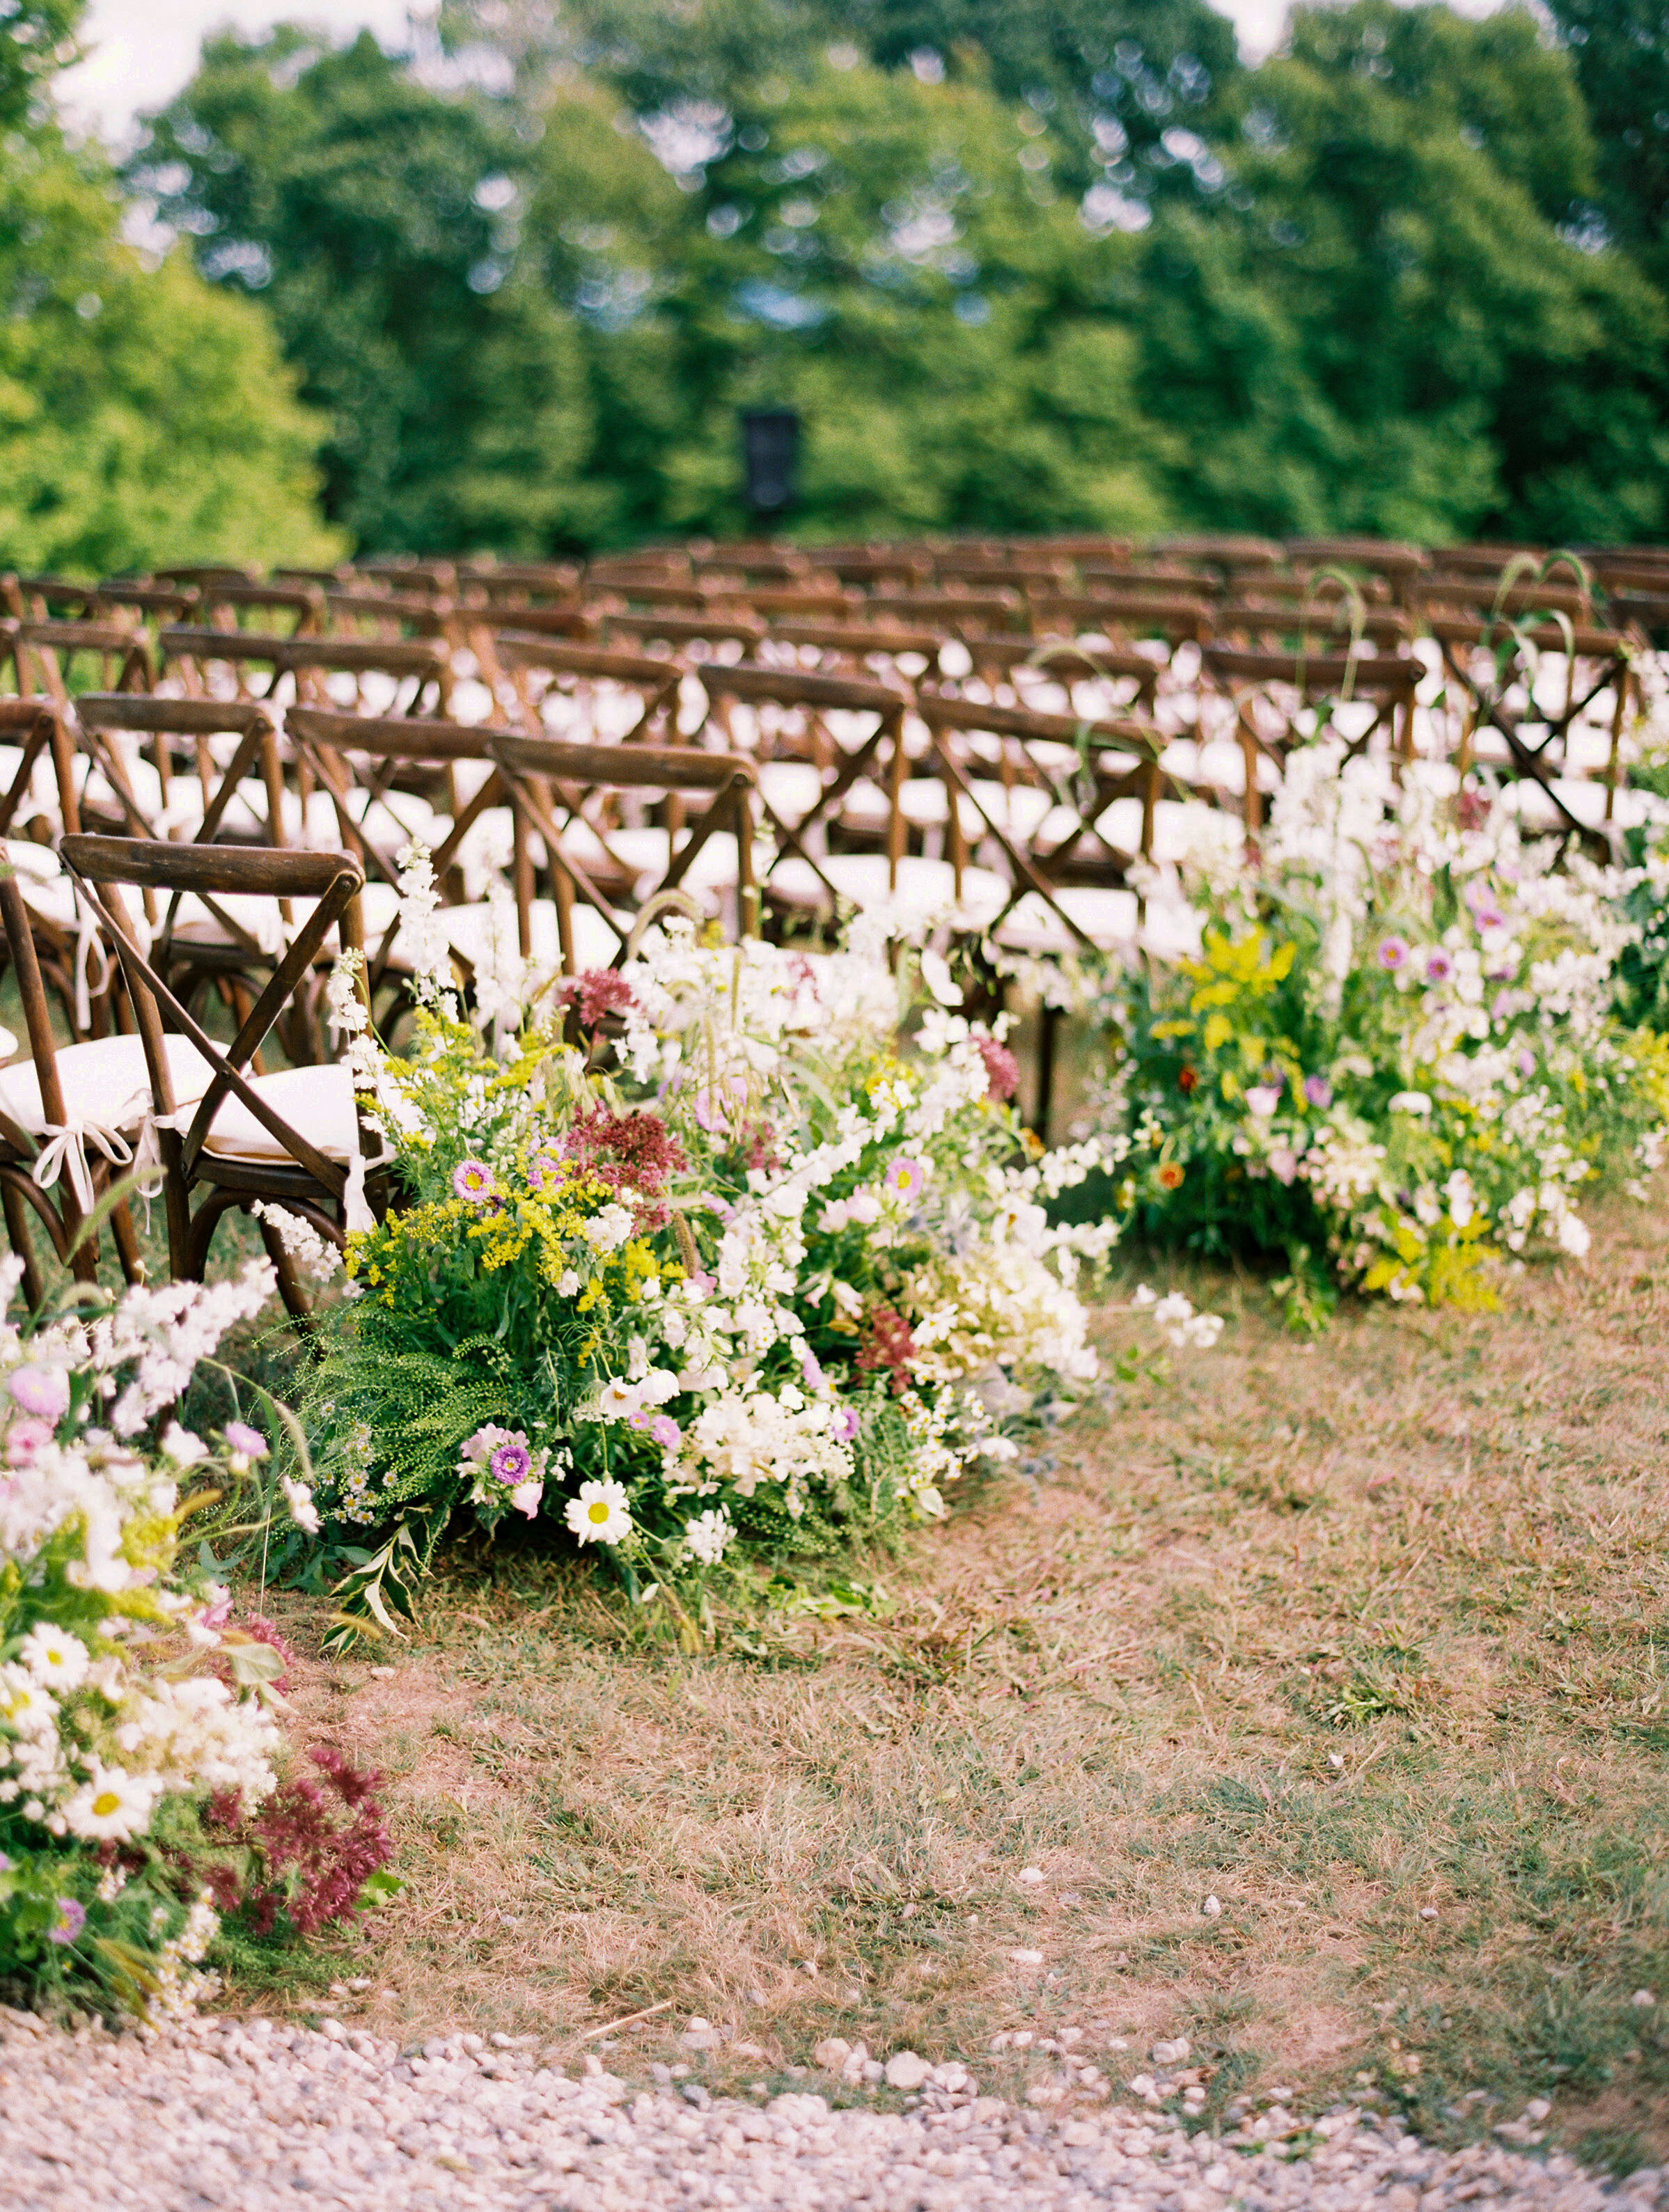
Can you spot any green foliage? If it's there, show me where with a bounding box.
[1544,0,1669,282]
[0,0,80,134]
[1139,0,1669,541]
[0,98,339,572]
[107,0,1669,552]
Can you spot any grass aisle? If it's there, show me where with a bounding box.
[248,1194,1669,2176]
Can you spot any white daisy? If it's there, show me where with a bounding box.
[17,1623,90,1692]
[0,1663,58,1736]
[281,1475,320,1534]
[565,1480,632,1546]
[61,1760,161,1843]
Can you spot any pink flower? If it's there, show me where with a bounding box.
[47,1897,85,1945]
[8,1366,67,1423]
[1377,936,1410,972]
[4,1416,52,1466]
[452,1159,497,1205]
[1424,949,1453,982]
[198,1583,234,1631]
[509,1481,544,1519]
[1303,1074,1332,1109]
[649,1414,682,1450]
[800,1348,826,1393]
[1268,1146,1300,1186]
[975,1035,1020,1102]
[527,1147,565,1193]
[223,1421,268,1461]
[830,1406,860,1442]
[884,1156,925,1201]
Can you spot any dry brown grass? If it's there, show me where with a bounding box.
[243,1191,1669,2173]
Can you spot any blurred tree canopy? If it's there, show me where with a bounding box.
[11,0,1662,559]
[0,4,341,574]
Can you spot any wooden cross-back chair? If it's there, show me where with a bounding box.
[70,694,315,1056]
[870,587,1028,638]
[57,835,379,1315]
[914,691,1163,948]
[160,627,453,716]
[604,606,767,656]
[3,618,152,707]
[198,581,324,638]
[3,576,106,621]
[959,635,1163,719]
[1214,600,1413,654]
[1029,591,1212,648]
[758,618,947,680]
[485,728,761,971]
[0,700,95,1044]
[1429,614,1635,841]
[0,861,162,1303]
[491,636,684,748]
[1197,643,1423,829]
[693,660,916,913]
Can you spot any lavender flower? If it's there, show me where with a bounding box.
[451,1159,497,1205]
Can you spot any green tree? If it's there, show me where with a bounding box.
[131,27,600,552]
[1136,1,1669,542]
[1542,0,1669,283]
[0,11,339,575]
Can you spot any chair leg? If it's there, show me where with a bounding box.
[1,1181,45,1310]
[184,1187,245,1283]
[256,1215,313,1324]
[109,1197,146,1286]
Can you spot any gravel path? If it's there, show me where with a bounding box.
[4,2008,1667,2212]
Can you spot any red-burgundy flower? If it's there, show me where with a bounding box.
[855,1301,918,1395]
[975,1035,1020,1102]
[206,1747,393,1938]
[563,1104,686,1227]
[558,968,637,1030]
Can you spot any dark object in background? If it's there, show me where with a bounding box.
[742,409,800,517]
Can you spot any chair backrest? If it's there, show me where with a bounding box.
[58,835,368,1198]
[198,581,324,637]
[486,728,760,964]
[489,636,684,744]
[6,618,152,707]
[0,698,73,838]
[75,693,285,852]
[912,691,1161,950]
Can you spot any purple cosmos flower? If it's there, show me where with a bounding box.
[1303,1074,1332,1109]
[649,1415,682,1450]
[830,1406,861,1443]
[223,1421,268,1461]
[1424,949,1453,982]
[488,1439,533,1487]
[1377,936,1410,972]
[451,1158,497,1205]
[8,1366,68,1423]
[47,1898,86,1945]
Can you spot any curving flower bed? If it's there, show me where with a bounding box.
[299,866,1216,1638]
[1083,746,1669,1326]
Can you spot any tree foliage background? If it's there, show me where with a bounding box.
[5,0,1669,563]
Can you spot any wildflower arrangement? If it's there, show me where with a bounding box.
[1088,744,1669,1325]
[303,861,1216,1633]
[0,1257,296,2016]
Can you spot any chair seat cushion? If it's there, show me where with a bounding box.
[0,1032,215,1136]
[198,1062,363,1163]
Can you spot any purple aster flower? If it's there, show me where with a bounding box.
[488,1439,533,1487]
[830,1406,861,1443]
[223,1421,268,1461]
[451,1158,497,1205]
[47,1897,86,1945]
[1303,1074,1332,1109]
[1424,949,1453,982]
[1377,936,1410,972]
[649,1415,682,1450]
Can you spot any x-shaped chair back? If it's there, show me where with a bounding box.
[694,661,912,902]
[1199,643,1421,829]
[4,618,152,708]
[486,728,760,968]
[491,636,684,747]
[914,691,1163,954]
[58,834,373,1287]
